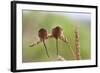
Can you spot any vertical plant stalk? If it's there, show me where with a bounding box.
[75,27,80,60]
[67,44,76,60]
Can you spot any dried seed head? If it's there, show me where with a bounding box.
[38,28,48,41]
[52,26,63,39]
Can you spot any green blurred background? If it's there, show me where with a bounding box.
[22,10,91,63]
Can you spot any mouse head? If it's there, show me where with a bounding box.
[52,26,63,39]
[38,28,48,41]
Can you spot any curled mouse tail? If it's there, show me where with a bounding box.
[43,40,49,57]
[56,39,58,56]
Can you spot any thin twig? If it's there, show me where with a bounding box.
[29,41,41,47]
[29,34,53,47]
[67,44,76,60]
[47,34,53,38]
[59,36,69,43]
[48,34,69,43]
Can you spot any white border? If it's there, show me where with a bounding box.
[16,4,96,70]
